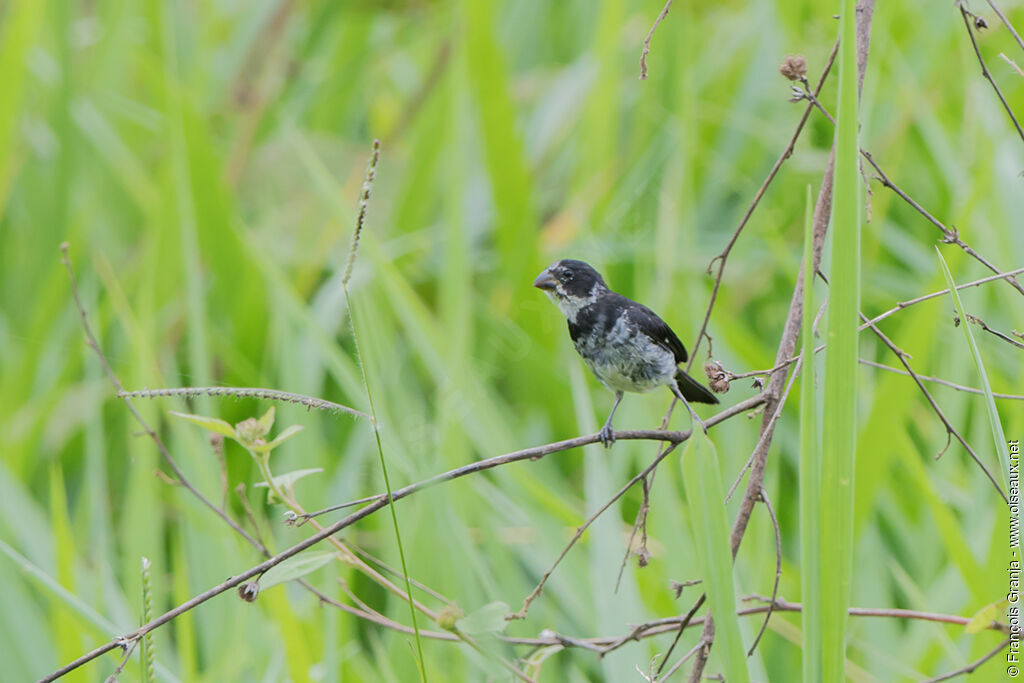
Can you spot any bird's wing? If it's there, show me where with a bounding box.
[627,302,689,364]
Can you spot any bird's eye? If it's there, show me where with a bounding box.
[562,270,574,281]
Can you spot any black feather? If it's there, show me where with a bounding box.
[675,369,719,404]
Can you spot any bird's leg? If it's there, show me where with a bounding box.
[671,384,708,434]
[599,391,624,447]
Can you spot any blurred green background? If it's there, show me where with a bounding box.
[2,0,1022,680]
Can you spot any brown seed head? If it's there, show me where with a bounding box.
[779,54,808,82]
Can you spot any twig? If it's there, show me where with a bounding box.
[959,5,1024,144]
[654,595,706,668]
[1003,53,1024,79]
[859,314,1007,501]
[985,0,1024,52]
[516,446,684,622]
[657,640,704,681]
[302,393,766,526]
[725,357,802,503]
[687,4,877,680]
[687,39,840,370]
[921,637,1010,682]
[794,82,1024,297]
[105,637,140,682]
[347,543,453,604]
[958,312,1024,351]
[614,470,655,592]
[639,1,674,80]
[746,489,782,657]
[861,266,1024,327]
[60,244,265,553]
[859,359,1024,400]
[43,391,767,681]
[507,393,768,621]
[118,386,369,420]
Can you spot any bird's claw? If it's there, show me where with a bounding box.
[599,424,616,448]
[694,415,708,435]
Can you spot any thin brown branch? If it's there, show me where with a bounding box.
[507,392,767,621]
[795,80,1024,297]
[859,359,1024,401]
[658,640,705,681]
[43,390,767,681]
[985,0,1024,52]
[687,4,876,679]
[959,312,1024,351]
[921,637,1010,682]
[639,1,674,80]
[725,357,802,503]
[652,595,706,669]
[862,151,1024,296]
[859,314,1008,501]
[614,470,655,593]
[959,5,1024,144]
[862,266,1024,328]
[746,489,782,657]
[60,244,265,553]
[302,392,766,526]
[687,39,840,370]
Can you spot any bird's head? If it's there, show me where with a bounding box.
[533,259,608,321]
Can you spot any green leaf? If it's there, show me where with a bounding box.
[248,424,304,453]
[822,0,861,677]
[169,411,237,438]
[257,405,276,434]
[937,249,1016,553]
[681,431,750,683]
[254,468,323,490]
[259,550,338,590]
[965,598,1008,634]
[800,183,823,682]
[454,601,509,636]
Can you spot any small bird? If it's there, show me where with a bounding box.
[534,259,718,446]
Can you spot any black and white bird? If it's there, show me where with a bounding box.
[534,259,718,446]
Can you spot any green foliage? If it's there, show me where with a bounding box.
[680,432,750,683]
[821,0,861,678]
[799,184,822,681]
[1,0,1021,680]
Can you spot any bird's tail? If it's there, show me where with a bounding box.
[675,370,719,405]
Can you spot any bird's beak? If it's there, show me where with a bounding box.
[533,269,557,291]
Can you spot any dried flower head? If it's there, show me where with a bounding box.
[238,581,260,603]
[779,54,808,82]
[704,360,730,394]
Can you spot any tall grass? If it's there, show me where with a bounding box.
[820,0,861,678]
[1,0,1021,680]
[798,184,821,681]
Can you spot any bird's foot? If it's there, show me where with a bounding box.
[599,423,616,448]
[692,413,708,435]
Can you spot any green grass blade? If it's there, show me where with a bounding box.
[822,0,861,678]
[799,184,822,682]
[935,248,1016,556]
[681,432,750,683]
[343,143,426,681]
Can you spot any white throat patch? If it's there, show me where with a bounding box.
[548,285,599,323]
